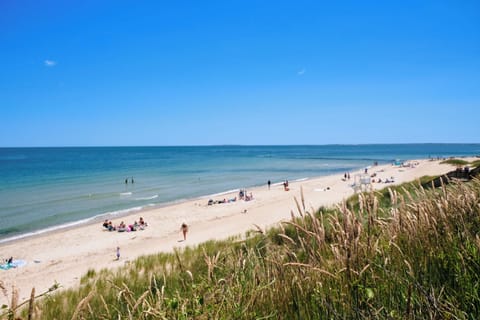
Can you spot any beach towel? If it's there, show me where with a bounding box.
[0,263,11,270]
[0,259,27,270]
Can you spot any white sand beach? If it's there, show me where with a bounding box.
[0,159,470,305]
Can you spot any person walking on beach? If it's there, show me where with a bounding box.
[125,178,128,184]
[180,223,188,241]
[267,180,271,190]
[116,247,120,260]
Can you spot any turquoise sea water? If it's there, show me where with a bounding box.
[0,144,478,242]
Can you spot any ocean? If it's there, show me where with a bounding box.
[0,144,478,243]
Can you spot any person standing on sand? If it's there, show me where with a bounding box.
[116,247,120,260]
[180,223,188,241]
[267,180,271,190]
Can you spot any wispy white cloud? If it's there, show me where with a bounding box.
[297,68,306,75]
[44,60,57,67]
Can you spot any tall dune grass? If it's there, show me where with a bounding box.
[6,177,480,319]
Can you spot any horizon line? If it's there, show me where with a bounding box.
[1,142,480,149]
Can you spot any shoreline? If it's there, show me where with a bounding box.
[0,158,473,305]
[0,174,340,246]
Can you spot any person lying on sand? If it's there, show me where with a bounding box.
[208,197,237,205]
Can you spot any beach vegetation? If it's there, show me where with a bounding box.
[346,175,437,212]
[80,269,96,284]
[6,177,480,319]
[440,158,469,166]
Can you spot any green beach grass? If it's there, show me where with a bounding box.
[440,158,470,166]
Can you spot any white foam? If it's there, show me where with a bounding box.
[294,177,309,182]
[135,195,159,201]
[104,206,144,216]
[120,192,132,196]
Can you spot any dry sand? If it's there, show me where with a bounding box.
[0,158,467,304]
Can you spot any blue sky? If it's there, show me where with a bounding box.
[1,0,479,147]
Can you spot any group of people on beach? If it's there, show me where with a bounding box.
[239,189,254,201]
[207,189,254,205]
[267,179,290,191]
[369,170,396,184]
[208,197,237,205]
[344,165,399,185]
[103,217,147,232]
[372,176,395,184]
